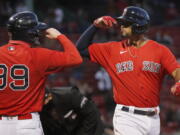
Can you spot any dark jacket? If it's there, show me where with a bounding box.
[41,86,104,135]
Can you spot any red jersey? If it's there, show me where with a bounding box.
[89,40,179,107]
[0,34,82,115]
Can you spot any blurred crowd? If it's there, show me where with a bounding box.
[0,0,180,135]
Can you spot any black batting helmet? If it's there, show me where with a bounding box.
[7,11,48,44]
[117,6,150,34]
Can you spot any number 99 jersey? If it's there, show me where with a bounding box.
[0,36,71,116]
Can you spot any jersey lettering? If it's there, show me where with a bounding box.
[116,61,133,73]
[142,61,161,73]
[115,61,161,74]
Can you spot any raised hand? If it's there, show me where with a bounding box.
[93,16,117,29]
[45,28,62,39]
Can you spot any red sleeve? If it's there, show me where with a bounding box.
[160,45,180,74]
[35,34,82,75]
[88,42,113,66]
[57,35,82,66]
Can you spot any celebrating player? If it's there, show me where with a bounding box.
[0,11,82,135]
[76,6,180,135]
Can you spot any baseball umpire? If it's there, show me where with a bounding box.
[76,6,180,135]
[0,11,82,135]
[41,86,104,135]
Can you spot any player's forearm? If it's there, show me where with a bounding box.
[175,68,180,82]
[172,68,180,82]
[76,24,98,51]
[57,34,83,65]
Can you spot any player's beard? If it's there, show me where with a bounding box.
[120,31,132,39]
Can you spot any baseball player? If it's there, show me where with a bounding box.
[76,6,180,135]
[41,86,103,135]
[0,11,82,135]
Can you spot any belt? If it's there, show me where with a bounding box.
[121,106,157,116]
[0,113,32,120]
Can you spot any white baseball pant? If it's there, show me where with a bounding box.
[0,112,44,135]
[113,104,160,135]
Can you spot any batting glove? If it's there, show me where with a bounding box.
[93,16,117,28]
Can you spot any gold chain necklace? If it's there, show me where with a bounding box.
[126,39,149,58]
